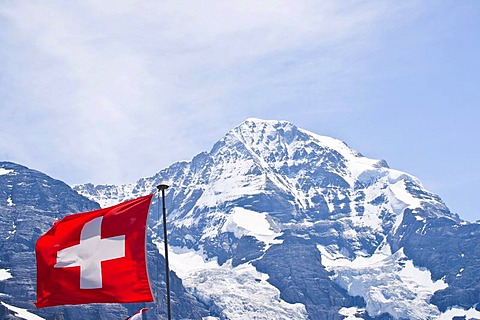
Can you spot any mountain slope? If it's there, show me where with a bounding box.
[75,119,480,319]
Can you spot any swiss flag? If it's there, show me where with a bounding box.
[35,194,154,308]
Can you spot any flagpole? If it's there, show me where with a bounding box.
[157,184,172,320]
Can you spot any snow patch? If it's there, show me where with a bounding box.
[347,159,386,187]
[0,302,45,320]
[6,221,17,240]
[389,179,422,210]
[0,269,12,281]
[0,168,14,176]
[438,305,480,319]
[338,307,365,319]
[318,244,447,319]
[456,268,465,277]
[6,196,14,206]
[222,207,282,244]
[166,245,220,276]
[415,215,425,221]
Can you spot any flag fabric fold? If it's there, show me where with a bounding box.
[35,194,154,308]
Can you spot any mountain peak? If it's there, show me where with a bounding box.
[242,117,292,126]
[232,118,366,163]
[69,118,477,319]
[232,118,298,141]
[222,119,392,190]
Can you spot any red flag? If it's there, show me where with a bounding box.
[35,194,154,308]
[125,308,151,320]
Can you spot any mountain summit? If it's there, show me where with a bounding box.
[74,119,480,319]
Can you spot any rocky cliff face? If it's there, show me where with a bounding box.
[2,118,480,319]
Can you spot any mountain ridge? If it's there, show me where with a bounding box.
[1,119,479,319]
[74,118,478,319]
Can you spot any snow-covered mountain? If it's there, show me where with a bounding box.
[74,118,480,319]
[1,118,480,319]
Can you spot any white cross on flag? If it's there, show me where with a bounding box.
[35,194,154,308]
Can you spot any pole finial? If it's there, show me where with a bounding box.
[156,184,169,191]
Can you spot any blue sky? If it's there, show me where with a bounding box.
[0,1,479,221]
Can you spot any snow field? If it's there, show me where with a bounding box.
[318,244,447,319]
[221,207,282,245]
[155,242,308,319]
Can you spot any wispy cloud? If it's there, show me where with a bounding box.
[0,0,420,184]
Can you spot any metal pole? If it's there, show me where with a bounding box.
[157,184,172,320]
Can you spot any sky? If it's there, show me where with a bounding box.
[0,1,479,221]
